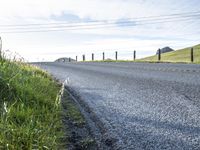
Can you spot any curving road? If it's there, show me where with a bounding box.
[36,62,200,150]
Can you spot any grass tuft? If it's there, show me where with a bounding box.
[62,92,85,127]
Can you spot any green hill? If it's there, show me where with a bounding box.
[140,44,200,63]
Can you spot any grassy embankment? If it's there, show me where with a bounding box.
[0,56,63,149]
[83,44,200,64]
[140,44,200,63]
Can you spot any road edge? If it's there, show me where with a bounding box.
[64,85,118,150]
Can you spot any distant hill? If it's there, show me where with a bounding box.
[156,47,174,55]
[140,44,200,63]
[55,57,75,62]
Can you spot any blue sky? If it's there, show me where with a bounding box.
[0,0,200,61]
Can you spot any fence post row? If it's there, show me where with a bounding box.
[133,50,136,61]
[75,47,196,63]
[92,53,94,61]
[115,51,118,61]
[158,48,161,61]
[191,47,194,62]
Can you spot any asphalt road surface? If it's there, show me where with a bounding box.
[37,62,200,150]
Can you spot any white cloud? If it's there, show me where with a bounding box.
[1,0,199,21]
[0,0,200,61]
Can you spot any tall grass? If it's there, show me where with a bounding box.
[0,52,63,149]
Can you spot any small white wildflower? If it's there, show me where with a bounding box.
[65,77,70,85]
[3,102,8,113]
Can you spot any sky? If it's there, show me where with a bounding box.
[0,0,200,62]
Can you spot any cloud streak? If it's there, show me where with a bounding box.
[0,0,200,61]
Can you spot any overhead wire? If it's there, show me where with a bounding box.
[0,13,200,30]
[0,10,200,27]
[0,11,200,33]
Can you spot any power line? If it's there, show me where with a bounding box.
[1,13,200,31]
[0,11,200,33]
[1,17,199,34]
[0,10,200,27]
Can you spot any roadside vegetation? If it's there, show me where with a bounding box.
[0,55,63,149]
[61,90,96,149]
[83,44,200,64]
[140,44,200,63]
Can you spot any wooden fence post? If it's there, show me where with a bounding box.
[191,47,194,62]
[83,55,85,61]
[92,53,94,61]
[158,48,161,61]
[133,50,136,61]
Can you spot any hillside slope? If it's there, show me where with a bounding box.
[140,44,200,63]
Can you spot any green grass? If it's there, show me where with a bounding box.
[62,91,85,127]
[140,44,200,63]
[0,57,63,149]
[61,90,96,149]
[81,44,200,64]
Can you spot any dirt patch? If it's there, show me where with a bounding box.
[60,86,98,150]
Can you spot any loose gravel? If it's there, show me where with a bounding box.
[37,62,200,150]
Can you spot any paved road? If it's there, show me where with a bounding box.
[37,62,200,150]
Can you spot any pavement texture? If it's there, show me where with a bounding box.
[36,62,200,150]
